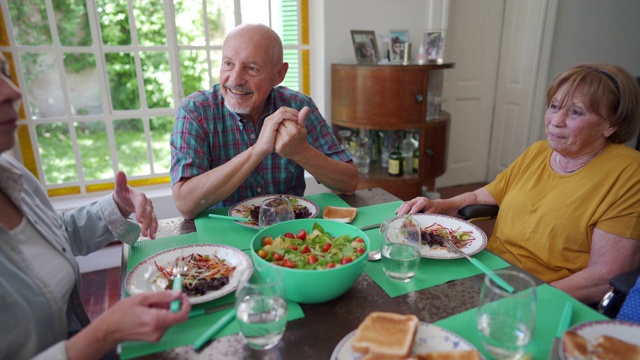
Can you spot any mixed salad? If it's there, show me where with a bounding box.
[241,196,312,225]
[153,253,235,296]
[256,222,366,270]
[421,222,475,251]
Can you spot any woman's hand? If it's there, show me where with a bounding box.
[396,197,439,215]
[113,171,158,239]
[66,291,191,360]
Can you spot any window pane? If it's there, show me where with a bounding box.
[134,0,167,46]
[180,50,209,96]
[175,0,206,46]
[54,0,91,46]
[207,0,235,46]
[114,119,150,176]
[279,0,299,46]
[210,49,221,85]
[282,49,298,91]
[140,51,173,108]
[36,122,77,183]
[240,0,269,25]
[75,121,112,180]
[21,52,65,119]
[96,0,132,46]
[63,53,104,115]
[150,116,173,173]
[8,0,52,46]
[105,52,140,110]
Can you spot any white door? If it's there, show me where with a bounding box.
[437,0,557,188]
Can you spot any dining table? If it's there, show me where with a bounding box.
[119,188,608,360]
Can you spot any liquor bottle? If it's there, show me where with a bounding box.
[412,147,420,173]
[388,144,404,176]
[401,131,415,174]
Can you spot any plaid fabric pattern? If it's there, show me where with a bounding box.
[170,84,351,208]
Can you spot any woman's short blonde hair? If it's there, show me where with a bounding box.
[546,63,640,144]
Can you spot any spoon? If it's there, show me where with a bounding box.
[368,250,381,261]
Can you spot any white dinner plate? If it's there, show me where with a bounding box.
[228,194,319,229]
[125,244,253,304]
[383,213,488,259]
[560,320,640,359]
[330,321,482,360]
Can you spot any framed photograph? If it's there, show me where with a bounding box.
[350,30,379,64]
[389,29,409,63]
[423,30,445,63]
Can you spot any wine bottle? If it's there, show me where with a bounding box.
[412,147,420,173]
[388,145,404,176]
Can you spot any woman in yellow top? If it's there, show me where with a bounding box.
[397,63,640,304]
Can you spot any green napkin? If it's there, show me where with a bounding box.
[359,209,510,297]
[121,234,305,359]
[435,284,608,359]
[193,193,352,248]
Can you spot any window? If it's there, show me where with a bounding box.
[0,0,309,197]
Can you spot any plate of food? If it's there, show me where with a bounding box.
[228,194,319,229]
[125,244,252,304]
[382,213,488,259]
[330,312,482,360]
[561,320,640,360]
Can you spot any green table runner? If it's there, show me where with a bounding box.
[193,193,352,249]
[359,203,510,297]
[434,284,608,359]
[120,233,305,359]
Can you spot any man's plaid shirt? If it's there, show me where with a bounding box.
[170,84,351,208]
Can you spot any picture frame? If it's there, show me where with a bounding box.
[350,30,379,64]
[389,29,409,63]
[423,30,445,63]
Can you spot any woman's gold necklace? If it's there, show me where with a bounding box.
[556,148,604,173]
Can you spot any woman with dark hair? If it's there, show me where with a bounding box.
[398,63,640,304]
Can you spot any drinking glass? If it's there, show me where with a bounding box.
[380,215,421,282]
[258,197,294,229]
[235,268,288,350]
[477,270,537,359]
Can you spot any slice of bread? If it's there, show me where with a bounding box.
[592,335,640,360]
[322,206,357,223]
[415,350,482,360]
[351,312,419,359]
[562,331,590,360]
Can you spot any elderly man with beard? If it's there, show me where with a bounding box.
[170,24,357,219]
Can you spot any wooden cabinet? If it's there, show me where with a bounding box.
[331,63,454,200]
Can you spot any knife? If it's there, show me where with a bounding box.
[360,223,382,231]
[550,302,573,360]
[188,302,235,319]
[208,214,250,222]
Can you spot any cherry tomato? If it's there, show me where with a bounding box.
[272,252,284,261]
[340,257,353,265]
[325,263,336,269]
[289,244,298,251]
[284,232,295,239]
[322,242,332,253]
[353,237,364,243]
[262,236,274,246]
[307,254,318,265]
[282,259,296,268]
[300,245,311,254]
[257,249,268,259]
[356,247,365,254]
[296,229,307,240]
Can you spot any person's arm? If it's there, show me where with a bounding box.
[274,107,358,195]
[396,187,497,216]
[551,229,640,304]
[172,107,295,219]
[65,291,191,360]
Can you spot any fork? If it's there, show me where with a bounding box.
[170,253,187,312]
[442,237,515,293]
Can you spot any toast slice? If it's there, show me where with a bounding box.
[351,312,419,360]
[592,335,640,360]
[322,206,357,223]
[415,350,482,360]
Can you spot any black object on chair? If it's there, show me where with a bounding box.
[598,268,640,318]
[458,204,499,222]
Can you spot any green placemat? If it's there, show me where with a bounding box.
[193,193,352,249]
[121,235,305,359]
[359,213,509,297]
[435,284,608,360]
[350,201,403,229]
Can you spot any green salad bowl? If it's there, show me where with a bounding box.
[250,219,370,304]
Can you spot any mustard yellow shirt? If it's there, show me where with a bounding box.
[485,141,640,283]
